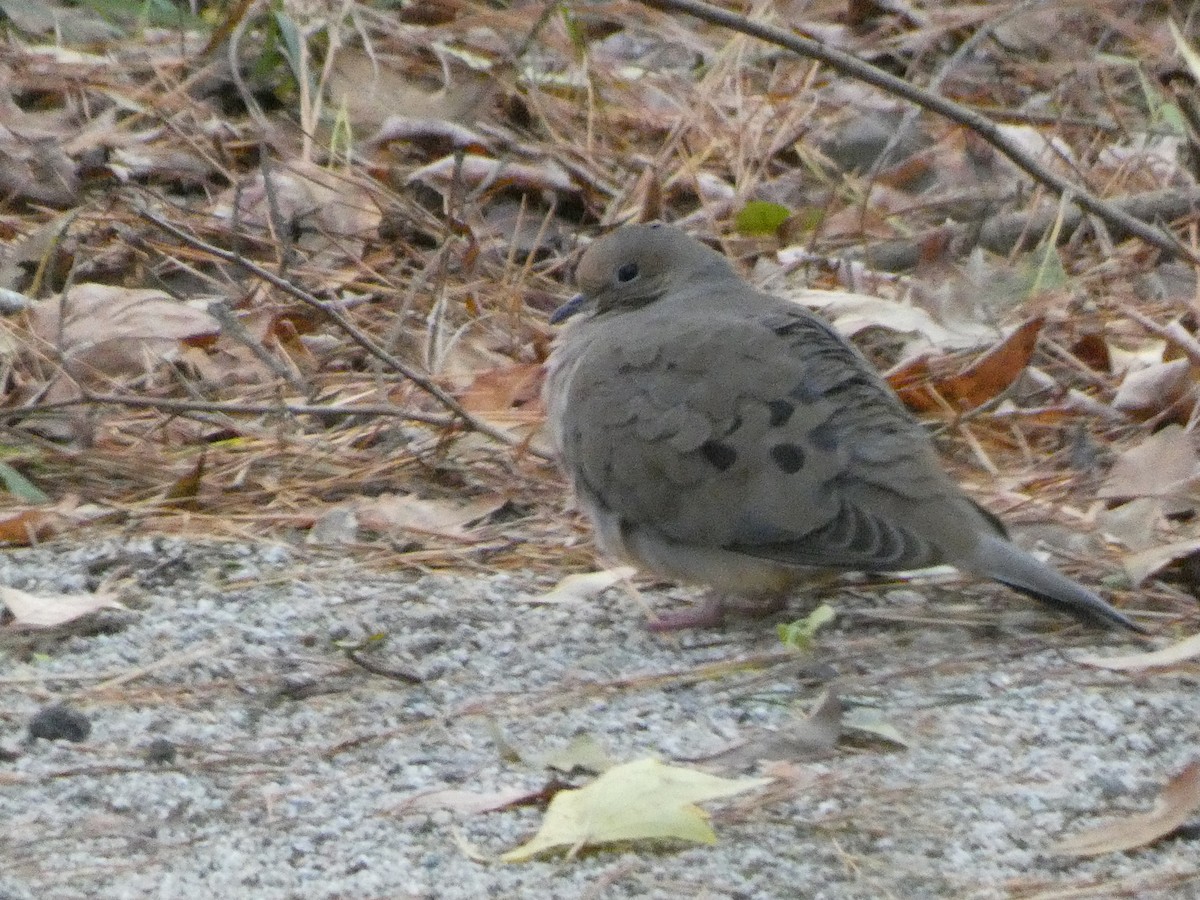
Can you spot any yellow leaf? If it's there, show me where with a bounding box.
[501,758,769,862]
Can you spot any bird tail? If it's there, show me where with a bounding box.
[969,534,1145,633]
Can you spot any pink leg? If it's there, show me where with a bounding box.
[647,592,787,632]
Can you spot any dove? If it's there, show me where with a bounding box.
[544,223,1143,633]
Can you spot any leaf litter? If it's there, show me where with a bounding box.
[0,0,1198,896]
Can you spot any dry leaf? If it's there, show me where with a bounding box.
[1052,761,1200,857]
[0,499,113,546]
[789,289,995,354]
[0,585,127,628]
[353,492,507,538]
[534,735,616,775]
[1122,539,1200,588]
[1098,425,1199,506]
[408,155,577,196]
[1111,358,1193,419]
[889,317,1043,413]
[0,507,64,545]
[27,284,220,382]
[1097,496,1162,552]
[522,567,637,604]
[501,758,769,862]
[458,363,545,423]
[1077,633,1200,671]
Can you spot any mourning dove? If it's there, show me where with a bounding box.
[544,223,1143,633]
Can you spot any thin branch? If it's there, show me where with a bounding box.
[24,393,459,429]
[134,207,551,460]
[634,0,1195,264]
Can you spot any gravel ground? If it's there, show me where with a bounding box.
[1,537,1197,899]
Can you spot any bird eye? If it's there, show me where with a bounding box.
[616,262,639,283]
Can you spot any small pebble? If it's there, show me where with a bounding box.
[143,737,177,765]
[28,704,91,743]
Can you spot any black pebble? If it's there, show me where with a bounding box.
[143,737,177,765]
[28,704,91,743]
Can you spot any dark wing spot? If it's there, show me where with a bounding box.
[699,440,738,471]
[808,421,840,452]
[769,442,806,474]
[766,399,794,427]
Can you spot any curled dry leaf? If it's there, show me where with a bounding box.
[1098,425,1198,508]
[407,154,577,196]
[522,567,637,604]
[889,317,1044,413]
[1077,632,1200,672]
[791,289,996,355]
[370,116,492,155]
[0,508,64,545]
[1111,358,1193,419]
[1121,539,1200,589]
[0,499,115,547]
[211,162,382,266]
[27,284,219,382]
[0,584,126,629]
[1052,761,1200,857]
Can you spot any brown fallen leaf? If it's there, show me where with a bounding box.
[1098,425,1199,509]
[0,499,116,547]
[27,283,220,383]
[1052,761,1200,857]
[458,363,545,421]
[0,507,64,545]
[890,317,1044,413]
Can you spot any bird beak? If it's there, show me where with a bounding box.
[549,293,586,324]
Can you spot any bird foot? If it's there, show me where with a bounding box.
[647,592,786,632]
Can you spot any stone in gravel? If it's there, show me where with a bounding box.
[27,704,91,742]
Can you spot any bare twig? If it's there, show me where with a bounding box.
[865,187,1200,271]
[135,207,551,460]
[634,0,1195,264]
[25,393,459,429]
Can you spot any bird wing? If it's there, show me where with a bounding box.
[556,298,978,573]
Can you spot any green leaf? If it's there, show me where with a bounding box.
[734,201,791,237]
[777,603,836,650]
[501,758,769,861]
[0,462,49,504]
[272,11,304,85]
